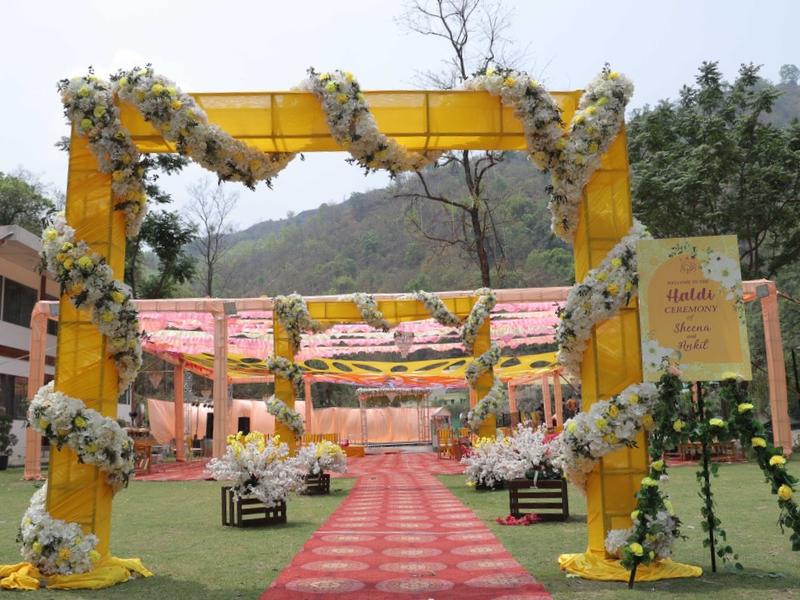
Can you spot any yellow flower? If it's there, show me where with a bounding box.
[38,418,48,430]
[112,170,124,181]
[737,403,753,413]
[596,272,607,282]
[171,99,182,110]
[74,416,86,428]
[609,71,620,80]
[709,418,725,428]
[89,550,101,564]
[325,81,337,93]
[585,106,597,115]
[573,153,584,165]
[607,283,620,295]
[32,542,43,554]
[588,141,599,154]
[597,96,609,106]
[778,485,793,501]
[624,281,634,292]
[503,76,516,87]
[607,405,619,419]
[336,93,349,104]
[63,257,74,270]
[628,394,639,404]
[720,371,738,381]
[111,291,125,304]
[77,255,93,269]
[664,499,675,515]
[318,72,330,81]
[102,311,115,323]
[751,437,767,448]
[567,422,576,434]
[118,77,128,88]
[486,68,495,76]
[112,337,126,349]
[646,533,657,543]
[573,114,585,125]
[628,543,644,556]
[59,548,71,560]
[86,443,97,453]
[356,92,366,103]
[44,229,58,240]
[151,83,164,95]
[641,477,658,488]
[595,418,608,431]
[641,414,653,428]
[631,510,639,520]
[80,118,93,131]
[673,419,684,432]
[344,71,354,83]
[769,455,787,467]
[651,460,665,472]
[556,137,567,150]
[93,106,106,119]
[167,86,178,96]
[77,86,90,97]
[604,433,618,445]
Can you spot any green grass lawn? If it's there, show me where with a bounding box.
[1,461,798,600]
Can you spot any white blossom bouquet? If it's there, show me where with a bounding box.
[206,432,304,507]
[461,436,519,488]
[507,423,566,480]
[18,483,102,575]
[296,441,347,476]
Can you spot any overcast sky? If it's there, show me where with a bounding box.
[1,0,794,228]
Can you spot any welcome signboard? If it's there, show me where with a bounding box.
[637,235,751,382]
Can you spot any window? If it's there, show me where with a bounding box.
[2,278,38,328]
[0,374,28,419]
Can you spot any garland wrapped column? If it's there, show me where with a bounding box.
[273,313,297,455]
[47,132,121,560]
[472,317,496,439]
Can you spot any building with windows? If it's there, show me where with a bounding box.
[0,225,58,465]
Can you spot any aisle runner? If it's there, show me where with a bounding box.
[261,454,551,600]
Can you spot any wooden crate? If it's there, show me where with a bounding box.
[508,478,569,522]
[301,473,330,495]
[221,486,286,527]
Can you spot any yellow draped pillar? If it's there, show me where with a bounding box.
[273,313,296,455]
[472,315,496,439]
[48,132,122,559]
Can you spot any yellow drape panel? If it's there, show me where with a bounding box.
[122,90,584,154]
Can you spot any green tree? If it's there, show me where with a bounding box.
[779,63,800,86]
[628,62,800,279]
[0,169,55,233]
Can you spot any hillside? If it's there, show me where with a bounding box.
[216,152,573,298]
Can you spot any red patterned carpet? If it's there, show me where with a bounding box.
[260,453,552,600]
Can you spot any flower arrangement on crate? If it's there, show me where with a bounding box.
[295,441,347,476]
[507,423,566,482]
[461,436,519,489]
[206,432,304,508]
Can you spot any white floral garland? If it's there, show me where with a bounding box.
[559,382,659,492]
[113,67,296,190]
[461,288,497,354]
[273,293,331,350]
[295,441,347,476]
[58,73,147,237]
[339,292,391,331]
[264,395,305,436]
[402,290,464,328]
[466,65,634,242]
[299,69,442,174]
[18,484,102,576]
[29,383,135,493]
[467,378,507,434]
[206,432,304,507]
[465,342,501,387]
[555,220,650,379]
[41,213,143,393]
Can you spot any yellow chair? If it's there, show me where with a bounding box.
[437,429,453,459]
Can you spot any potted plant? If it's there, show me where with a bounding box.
[295,440,347,494]
[0,414,19,470]
[206,432,304,527]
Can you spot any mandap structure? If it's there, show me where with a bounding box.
[1,64,794,591]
